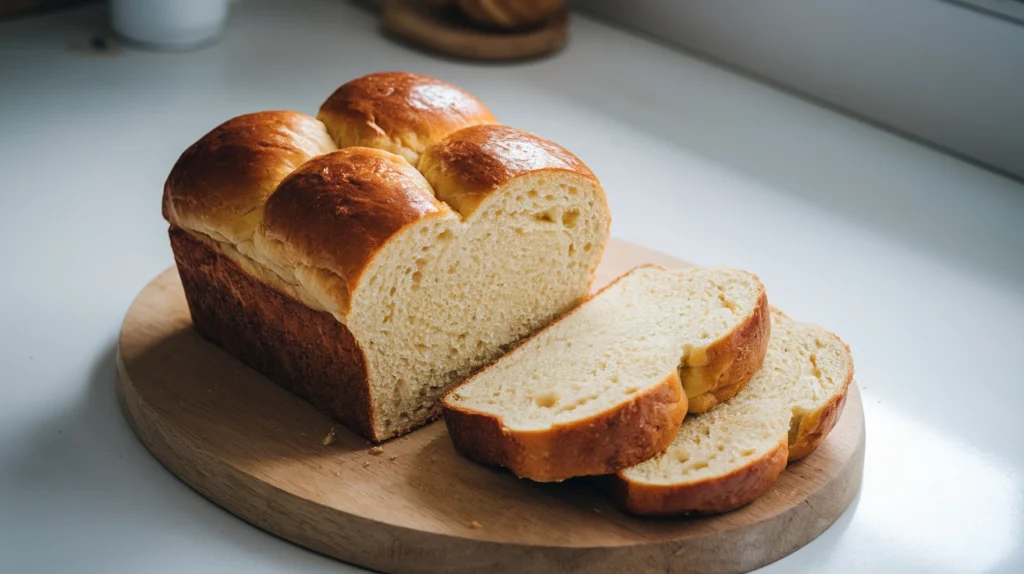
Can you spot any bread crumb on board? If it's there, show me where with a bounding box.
[322,427,336,446]
[362,461,372,468]
[470,521,483,529]
[368,446,384,455]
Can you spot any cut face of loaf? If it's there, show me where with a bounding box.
[259,141,611,440]
[163,73,611,442]
[610,309,854,516]
[442,266,770,482]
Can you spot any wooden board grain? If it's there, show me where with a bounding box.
[381,0,568,61]
[117,238,865,574]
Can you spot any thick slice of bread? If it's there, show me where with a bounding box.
[442,266,770,482]
[609,309,854,515]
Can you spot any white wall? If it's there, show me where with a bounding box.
[575,0,1024,179]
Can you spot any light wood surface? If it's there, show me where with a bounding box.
[381,0,568,61]
[117,239,865,574]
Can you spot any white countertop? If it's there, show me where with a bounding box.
[1,1,1022,572]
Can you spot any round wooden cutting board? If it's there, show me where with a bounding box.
[117,239,865,574]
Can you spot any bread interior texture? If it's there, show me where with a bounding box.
[446,267,763,431]
[349,172,608,438]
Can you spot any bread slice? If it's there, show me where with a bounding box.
[442,266,770,482]
[608,309,854,515]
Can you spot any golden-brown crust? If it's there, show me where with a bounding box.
[443,371,687,482]
[684,289,771,413]
[317,72,497,165]
[788,336,854,461]
[168,226,380,440]
[418,124,600,216]
[258,147,448,299]
[163,111,335,244]
[607,439,788,516]
[788,388,849,461]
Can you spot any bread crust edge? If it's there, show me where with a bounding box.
[684,287,772,413]
[788,335,854,461]
[443,370,688,482]
[606,438,788,515]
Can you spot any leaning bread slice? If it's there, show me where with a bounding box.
[609,309,854,515]
[441,265,770,482]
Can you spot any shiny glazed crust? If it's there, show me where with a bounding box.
[443,372,687,483]
[419,124,598,217]
[318,71,497,165]
[163,111,335,244]
[165,122,603,320]
[257,147,448,311]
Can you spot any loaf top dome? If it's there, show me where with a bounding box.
[161,71,609,319]
[317,71,498,166]
[162,110,337,245]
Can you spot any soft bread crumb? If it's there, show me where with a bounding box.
[342,168,610,440]
[368,446,384,455]
[470,521,483,529]
[444,266,764,431]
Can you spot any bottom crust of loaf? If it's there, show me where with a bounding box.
[169,226,381,441]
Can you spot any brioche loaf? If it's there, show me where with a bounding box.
[609,309,854,515]
[442,265,770,482]
[163,72,611,441]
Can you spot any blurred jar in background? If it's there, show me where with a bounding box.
[110,0,229,50]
